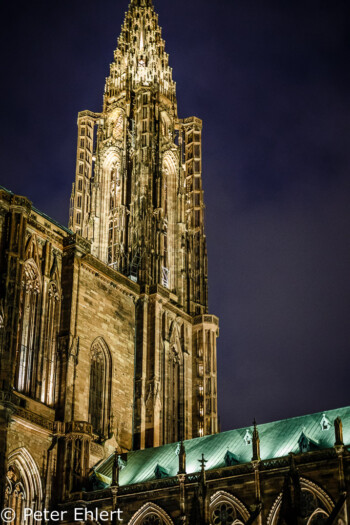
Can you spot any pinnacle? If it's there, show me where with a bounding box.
[130,0,153,7]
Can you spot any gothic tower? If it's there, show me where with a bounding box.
[69,0,218,448]
[1,1,350,520]
[0,1,219,510]
[69,0,207,314]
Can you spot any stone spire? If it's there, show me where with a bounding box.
[112,450,120,487]
[69,0,210,317]
[104,0,176,108]
[334,417,344,446]
[252,419,261,462]
[68,0,218,449]
[130,0,153,7]
[177,441,186,475]
[199,453,208,483]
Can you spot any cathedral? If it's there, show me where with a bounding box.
[0,0,349,523]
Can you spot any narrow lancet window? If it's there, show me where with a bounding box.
[41,282,60,406]
[16,260,42,396]
[88,338,111,438]
[108,163,122,269]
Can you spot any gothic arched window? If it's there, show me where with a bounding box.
[210,491,250,525]
[129,503,174,525]
[5,448,43,525]
[107,161,122,270]
[165,346,182,444]
[161,154,177,291]
[308,511,328,525]
[267,480,333,525]
[41,281,60,406]
[88,338,112,438]
[5,466,26,525]
[300,490,329,524]
[16,259,42,395]
[212,503,237,525]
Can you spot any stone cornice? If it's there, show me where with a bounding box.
[193,314,219,328]
[80,254,140,299]
[0,391,55,432]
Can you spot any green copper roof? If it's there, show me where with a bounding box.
[96,406,350,487]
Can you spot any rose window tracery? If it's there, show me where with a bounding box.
[212,503,236,525]
[300,490,318,518]
[142,514,164,525]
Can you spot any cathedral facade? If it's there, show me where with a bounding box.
[0,0,349,524]
[0,0,217,515]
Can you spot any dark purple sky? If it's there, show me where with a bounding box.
[1,0,350,431]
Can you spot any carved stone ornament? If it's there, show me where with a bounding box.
[48,282,60,301]
[212,502,236,525]
[113,115,124,140]
[22,260,41,294]
[142,515,164,525]
[6,467,26,500]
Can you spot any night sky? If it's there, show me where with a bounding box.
[1,0,350,432]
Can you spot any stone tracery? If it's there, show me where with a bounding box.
[128,502,174,525]
[210,491,250,525]
[88,337,112,438]
[16,258,42,395]
[40,280,60,405]
[142,515,164,525]
[5,448,43,525]
[267,479,334,525]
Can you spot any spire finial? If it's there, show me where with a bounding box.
[178,440,187,475]
[289,452,296,472]
[252,419,260,462]
[198,453,208,472]
[334,417,344,446]
[112,449,120,487]
[130,0,153,8]
[198,453,208,486]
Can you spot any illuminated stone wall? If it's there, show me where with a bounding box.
[0,0,219,512]
[67,0,219,448]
